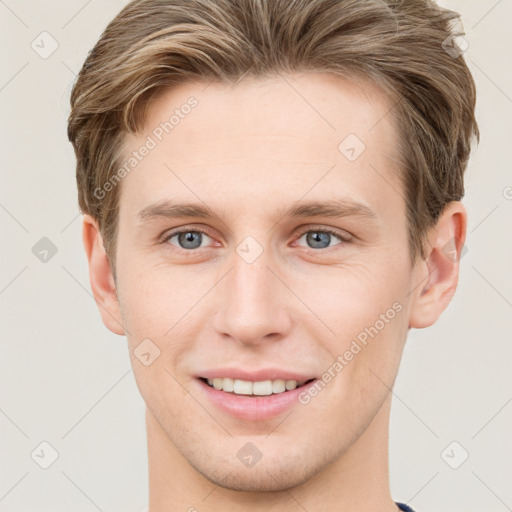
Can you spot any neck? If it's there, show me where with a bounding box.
[146,394,398,512]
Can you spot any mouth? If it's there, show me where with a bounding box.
[196,376,318,421]
[198,376,316,396]
[195,368,319,421]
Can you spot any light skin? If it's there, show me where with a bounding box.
[82,72,466,512]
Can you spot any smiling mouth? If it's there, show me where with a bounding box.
[199,377,316,396]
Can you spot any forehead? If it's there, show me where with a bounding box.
[119,72,403,219]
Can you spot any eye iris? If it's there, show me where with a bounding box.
[172,230,338,250]
[307,231,331,249]
[178,231,202,249]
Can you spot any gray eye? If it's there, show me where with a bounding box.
[299,230,343,249]
[169,231,208,250]
[307,231,330,249]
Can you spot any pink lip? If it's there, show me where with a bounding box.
[197,368,316,382]
[195,377,317,422]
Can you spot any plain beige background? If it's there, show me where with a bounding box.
[1,1,511,511]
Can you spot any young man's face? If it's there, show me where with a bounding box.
[88,72,454,492]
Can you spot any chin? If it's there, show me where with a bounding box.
[194,458,317,492]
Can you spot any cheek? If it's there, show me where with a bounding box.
[116,256,197,333]
[292,260,407,336]
[292,261,409,399]
[116,259,211,386]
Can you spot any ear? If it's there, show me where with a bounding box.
[82,214,125,336]
[408,201,467,329]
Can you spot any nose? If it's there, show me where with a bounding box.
[212,246,292,347]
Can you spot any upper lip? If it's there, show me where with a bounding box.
[197,368,317,382]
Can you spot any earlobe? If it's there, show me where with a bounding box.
[408,201,467,329]
[82,214,126,336]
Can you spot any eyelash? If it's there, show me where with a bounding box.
[295,227,351,248]
[160,226,352,252]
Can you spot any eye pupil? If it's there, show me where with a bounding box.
[178,231,202,249]
[307,231,331,249]
[167,228,344,252]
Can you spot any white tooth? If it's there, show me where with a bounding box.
[234,379,253,395]
[222,377,234,392]
[272,379,286,393]
[285,380,297,391]
[209,377,300,395]
[253,380,273,396]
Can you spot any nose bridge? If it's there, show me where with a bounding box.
[212,240,291,344]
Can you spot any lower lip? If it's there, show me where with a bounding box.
[196,378,316,422]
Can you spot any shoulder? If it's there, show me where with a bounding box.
[396,503,418,512]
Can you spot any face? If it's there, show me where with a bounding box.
[111,73,420,491]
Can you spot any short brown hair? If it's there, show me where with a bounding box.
[67,0,479,272]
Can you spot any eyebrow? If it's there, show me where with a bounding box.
[137,198,378,222]
[285,199,377,220]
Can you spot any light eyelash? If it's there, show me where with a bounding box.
[160,226,352,250]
